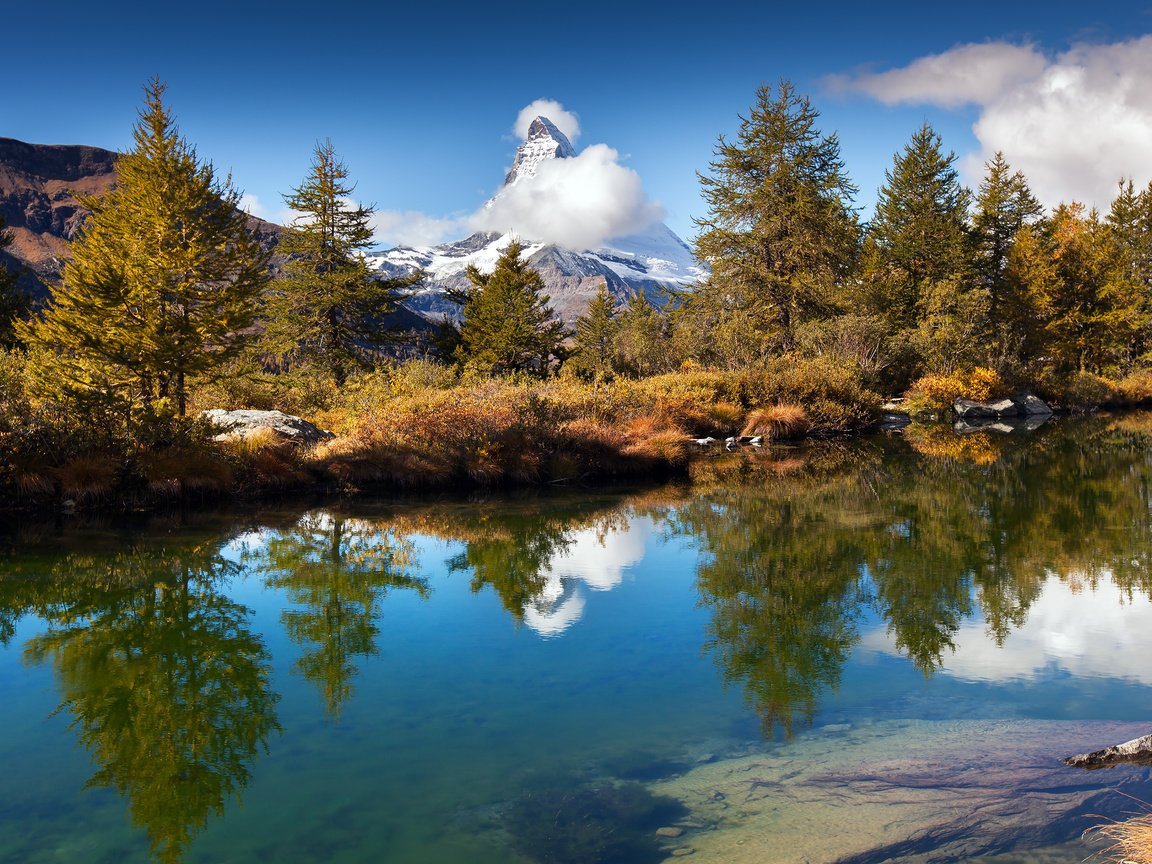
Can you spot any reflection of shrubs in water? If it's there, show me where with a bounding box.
[504,781,687,864]
[904,425,1000,465]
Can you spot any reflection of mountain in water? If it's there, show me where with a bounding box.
[521,519,653,637]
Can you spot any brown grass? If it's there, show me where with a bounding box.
[3,359,886,507]
[53,456,116,502]
[1089,812,1152,864]
[139,449,234,497]
[742,404,810,440]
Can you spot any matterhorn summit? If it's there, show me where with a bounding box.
[371,115,703,322]
[503,116,576,186]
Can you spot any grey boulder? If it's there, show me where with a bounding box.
[202,409,335,445]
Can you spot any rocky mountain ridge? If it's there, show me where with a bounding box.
[0,136,284,302]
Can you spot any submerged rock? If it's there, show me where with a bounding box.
[202,409,334,445]
[503,781,687,864]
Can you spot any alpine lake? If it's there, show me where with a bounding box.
[6,413,1152,864]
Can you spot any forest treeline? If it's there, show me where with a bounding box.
[2,79,1152,506]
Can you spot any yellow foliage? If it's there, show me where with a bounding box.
[904,367,1005,411]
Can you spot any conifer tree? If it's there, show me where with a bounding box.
[265,140,417,386]
[863,124,980,377]
[693,81,859,355]
[0,214,28,348]
[20,80,268,423]
[615,291,676,376]
[568,283,618,378]
[1107,179,1152,360]
[972,153,1042,312]
[865,124,972,327]
[454,241,565,376]
[1012,203,1139,373]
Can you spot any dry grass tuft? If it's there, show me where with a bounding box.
[139,449,234,496]
[743,404,810,440]
[53,456,116,502]
[1089,812,1152,864]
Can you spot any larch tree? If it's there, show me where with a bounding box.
[1107,179,1152,361]
[693,80,860,356]
[568,282,619,378]
[1012,203,1139,373]
[265,140,418,386]
[615,291,676,376]
[971,152,1043,368]
[19,80,269,425]
[454,240,565,376]
[863,124,979,377]
[0,213,27,348]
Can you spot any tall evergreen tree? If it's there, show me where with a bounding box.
[568,282,619,378]
[972,153,1043,316]
[615,291,677,376]
[1107,179,1152,360]
[0,213,27,348]
[865,124,972,328]
[693,81,860,355]
[970,152,1043,369]
[863,124,980,378]
[265,140,417,386]
[454,241,565,375]
[19,80,268,423]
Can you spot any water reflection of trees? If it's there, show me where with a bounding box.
[248,512,427,718]
[12,540,279,864]
[679,415,1152,737]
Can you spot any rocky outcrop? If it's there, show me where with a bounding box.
[953,394,1053,420]
[203,409,334,445]
[1066,732,1152,769]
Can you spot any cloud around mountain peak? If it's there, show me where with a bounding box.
[374,99,664,252]
[513,99,580,143]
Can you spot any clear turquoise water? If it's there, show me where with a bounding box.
[4,416,1152,863]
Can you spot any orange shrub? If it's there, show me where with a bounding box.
[742,404,810,440]
[904,367,1005,412]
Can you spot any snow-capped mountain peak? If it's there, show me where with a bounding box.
[503,116,576,186]
[370,113,705,323]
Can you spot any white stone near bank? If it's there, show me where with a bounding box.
[201,409,334,445]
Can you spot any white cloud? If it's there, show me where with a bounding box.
[371,210,466,247]
[364,102,663,252]
[514,98,580,142]
[471,143,665,250]
[828,43,1047,108]
[832,36,1152,211]
[239,192,265,217]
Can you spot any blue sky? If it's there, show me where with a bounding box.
[6,1,1152,247]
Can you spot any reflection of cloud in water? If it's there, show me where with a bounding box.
[522,517,654,637]
[863,573,1152,684]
